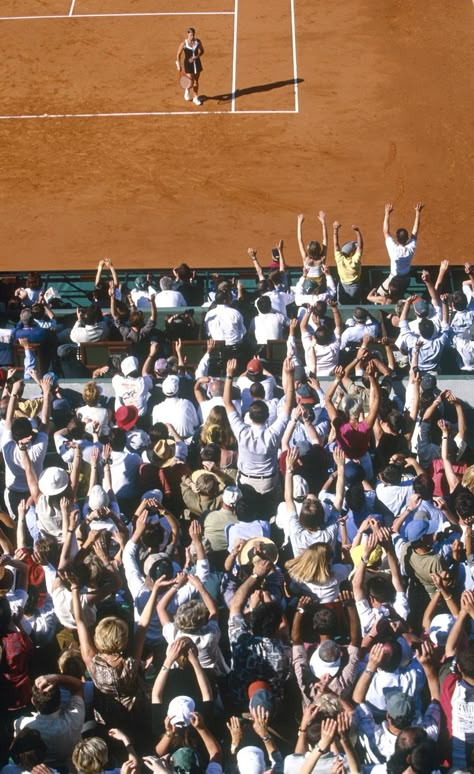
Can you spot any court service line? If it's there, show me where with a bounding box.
[69,0,76,16]
[0,110,297,120]
[230,0,239,113]
[0,11,234,21]
[290,0,299,113]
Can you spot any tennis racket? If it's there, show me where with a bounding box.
[179,72,193,90]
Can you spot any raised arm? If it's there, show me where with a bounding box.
[282,356,295,415]
[333,221,341,253]
[333,446,345,512]
[19,447,41,504]
[328,299,343,336]
[435,259,450,292]
[421,269,441,309]
[134,577,173,661]
[187,574,218,620]
[324,366,344,422]
[71,584,97,667]
[318,210,328,259]
[438,421,462,493]
[383,202,393,239]
[229,560,272,616]
[248,248,264,281]
[364,364,381,430]
[297,213,306,262]
[224,358,237,414]
[276,239,287,272]
[411,201,424,239]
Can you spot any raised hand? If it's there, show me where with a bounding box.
[319,717,337,751]
[367,641,386,671]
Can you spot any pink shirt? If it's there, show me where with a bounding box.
[336,420,371,459]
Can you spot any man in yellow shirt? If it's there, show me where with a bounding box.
[333,221,363,304]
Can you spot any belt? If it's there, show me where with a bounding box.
[239,471,276,480]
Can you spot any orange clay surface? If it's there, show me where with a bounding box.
[0,0,472,272]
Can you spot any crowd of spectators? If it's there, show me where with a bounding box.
[0,204,474,774]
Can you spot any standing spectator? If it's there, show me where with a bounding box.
[378,202,424,293]
[333,221,363,303]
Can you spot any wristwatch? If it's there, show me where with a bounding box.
[315,743,328,754]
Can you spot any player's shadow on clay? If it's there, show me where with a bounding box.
[201,78,303,103]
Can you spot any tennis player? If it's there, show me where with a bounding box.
[176,27,204,106]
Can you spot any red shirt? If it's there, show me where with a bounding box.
[0,628,34,710]
[431,457,467,497]
[336,420,371,459]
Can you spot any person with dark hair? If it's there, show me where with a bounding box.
[70,304,110,344]
[176,27,204,106]
[441,590,474,770]
[13,671,85,770]
[378,202,424,294]
[0,596,34,719]
[228,558,290,711]
[236,357,277,415]
[300,300,343,376]
[396,295,451,372]
[204,289,246,354]
[333,220,363,304]
[354,639,441,768]
[296,211,328,294]
[248,294,287,346]
[376,463,417,523]
[224,357,294,517]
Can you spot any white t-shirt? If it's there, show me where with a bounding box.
[385,235,417,276]
[112,374,153,416]
[249,312,286,344]
[154,289,187,308]
[236,374,276,414]
[76,405,111,435]
[152,397,199,438]
[1,429,48,492]
[301,330,341,375]
[162,620,229,675]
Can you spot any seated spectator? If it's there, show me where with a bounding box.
[69,304,110,344]
[152,374,199,438]
[396,295,450,373]
[153,275,187,308]
[300,300,343,376]
[248,295,287,346]
[340,307,380,350]
[236,358,276,415]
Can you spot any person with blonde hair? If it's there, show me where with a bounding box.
[285,543,350,604]
[76,381,111,437]
[72,728,138,774]
[199,405,237,469]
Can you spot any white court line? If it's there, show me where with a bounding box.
[290,0,299,112]
[69,0,76,16]
[231,0,239,112]
[0,110,297,120]
[0,11,234,21]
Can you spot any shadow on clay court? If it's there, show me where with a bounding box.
[201,78,303,103]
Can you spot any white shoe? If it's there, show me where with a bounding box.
[184,88,192,101]
[193,96,202,105]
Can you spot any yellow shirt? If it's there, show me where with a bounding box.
[335,248,362,284]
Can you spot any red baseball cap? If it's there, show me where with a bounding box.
[115,405,139,431]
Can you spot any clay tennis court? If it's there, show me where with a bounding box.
[0,0,472,272]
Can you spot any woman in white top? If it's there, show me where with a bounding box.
[285,542,350,604]
[76,381,111,437]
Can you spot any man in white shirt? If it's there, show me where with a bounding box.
[224,356,294,515]
[69,306,110,344]
[204,290,246,347]
[112,355,153,416]
[248,295,287,345]
[153,276,187,308]
[340,307,380,349]
[151,374,199,438]
[378,201,424,293]
[454,322,474,371]
[396,296,450,372]
[15,673,85,770]
[236,358,277,415]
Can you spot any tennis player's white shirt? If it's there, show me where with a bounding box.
[204,305,246,345]
[249,311,286,344]
[385,235,417,276]
[236,374,276,414]
[151,396,199,438]
[154,289,187,308]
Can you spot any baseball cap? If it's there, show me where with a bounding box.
[296,384,314,404]
[171,747,200,774]
[167,696,195,727]
[341,240,357,257]
[115,405,138,431]
[309,640,342,678]
[162,375,180,396]
[353,307,368,322]
[154,357,169,373]
[462,323,474,341]
[143,552,174,581]
[247,358,263,375]
[88,485,109,511]
[386,690,415,721]
[429,613,455,646]
[248,681,274,715]
[406,519,430,542]
[222,486,242,507]
[413,298,429,317]
[236,747,265,774]
[121,356,139,377]
[420,373,437,392]
[126,429,150,452]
